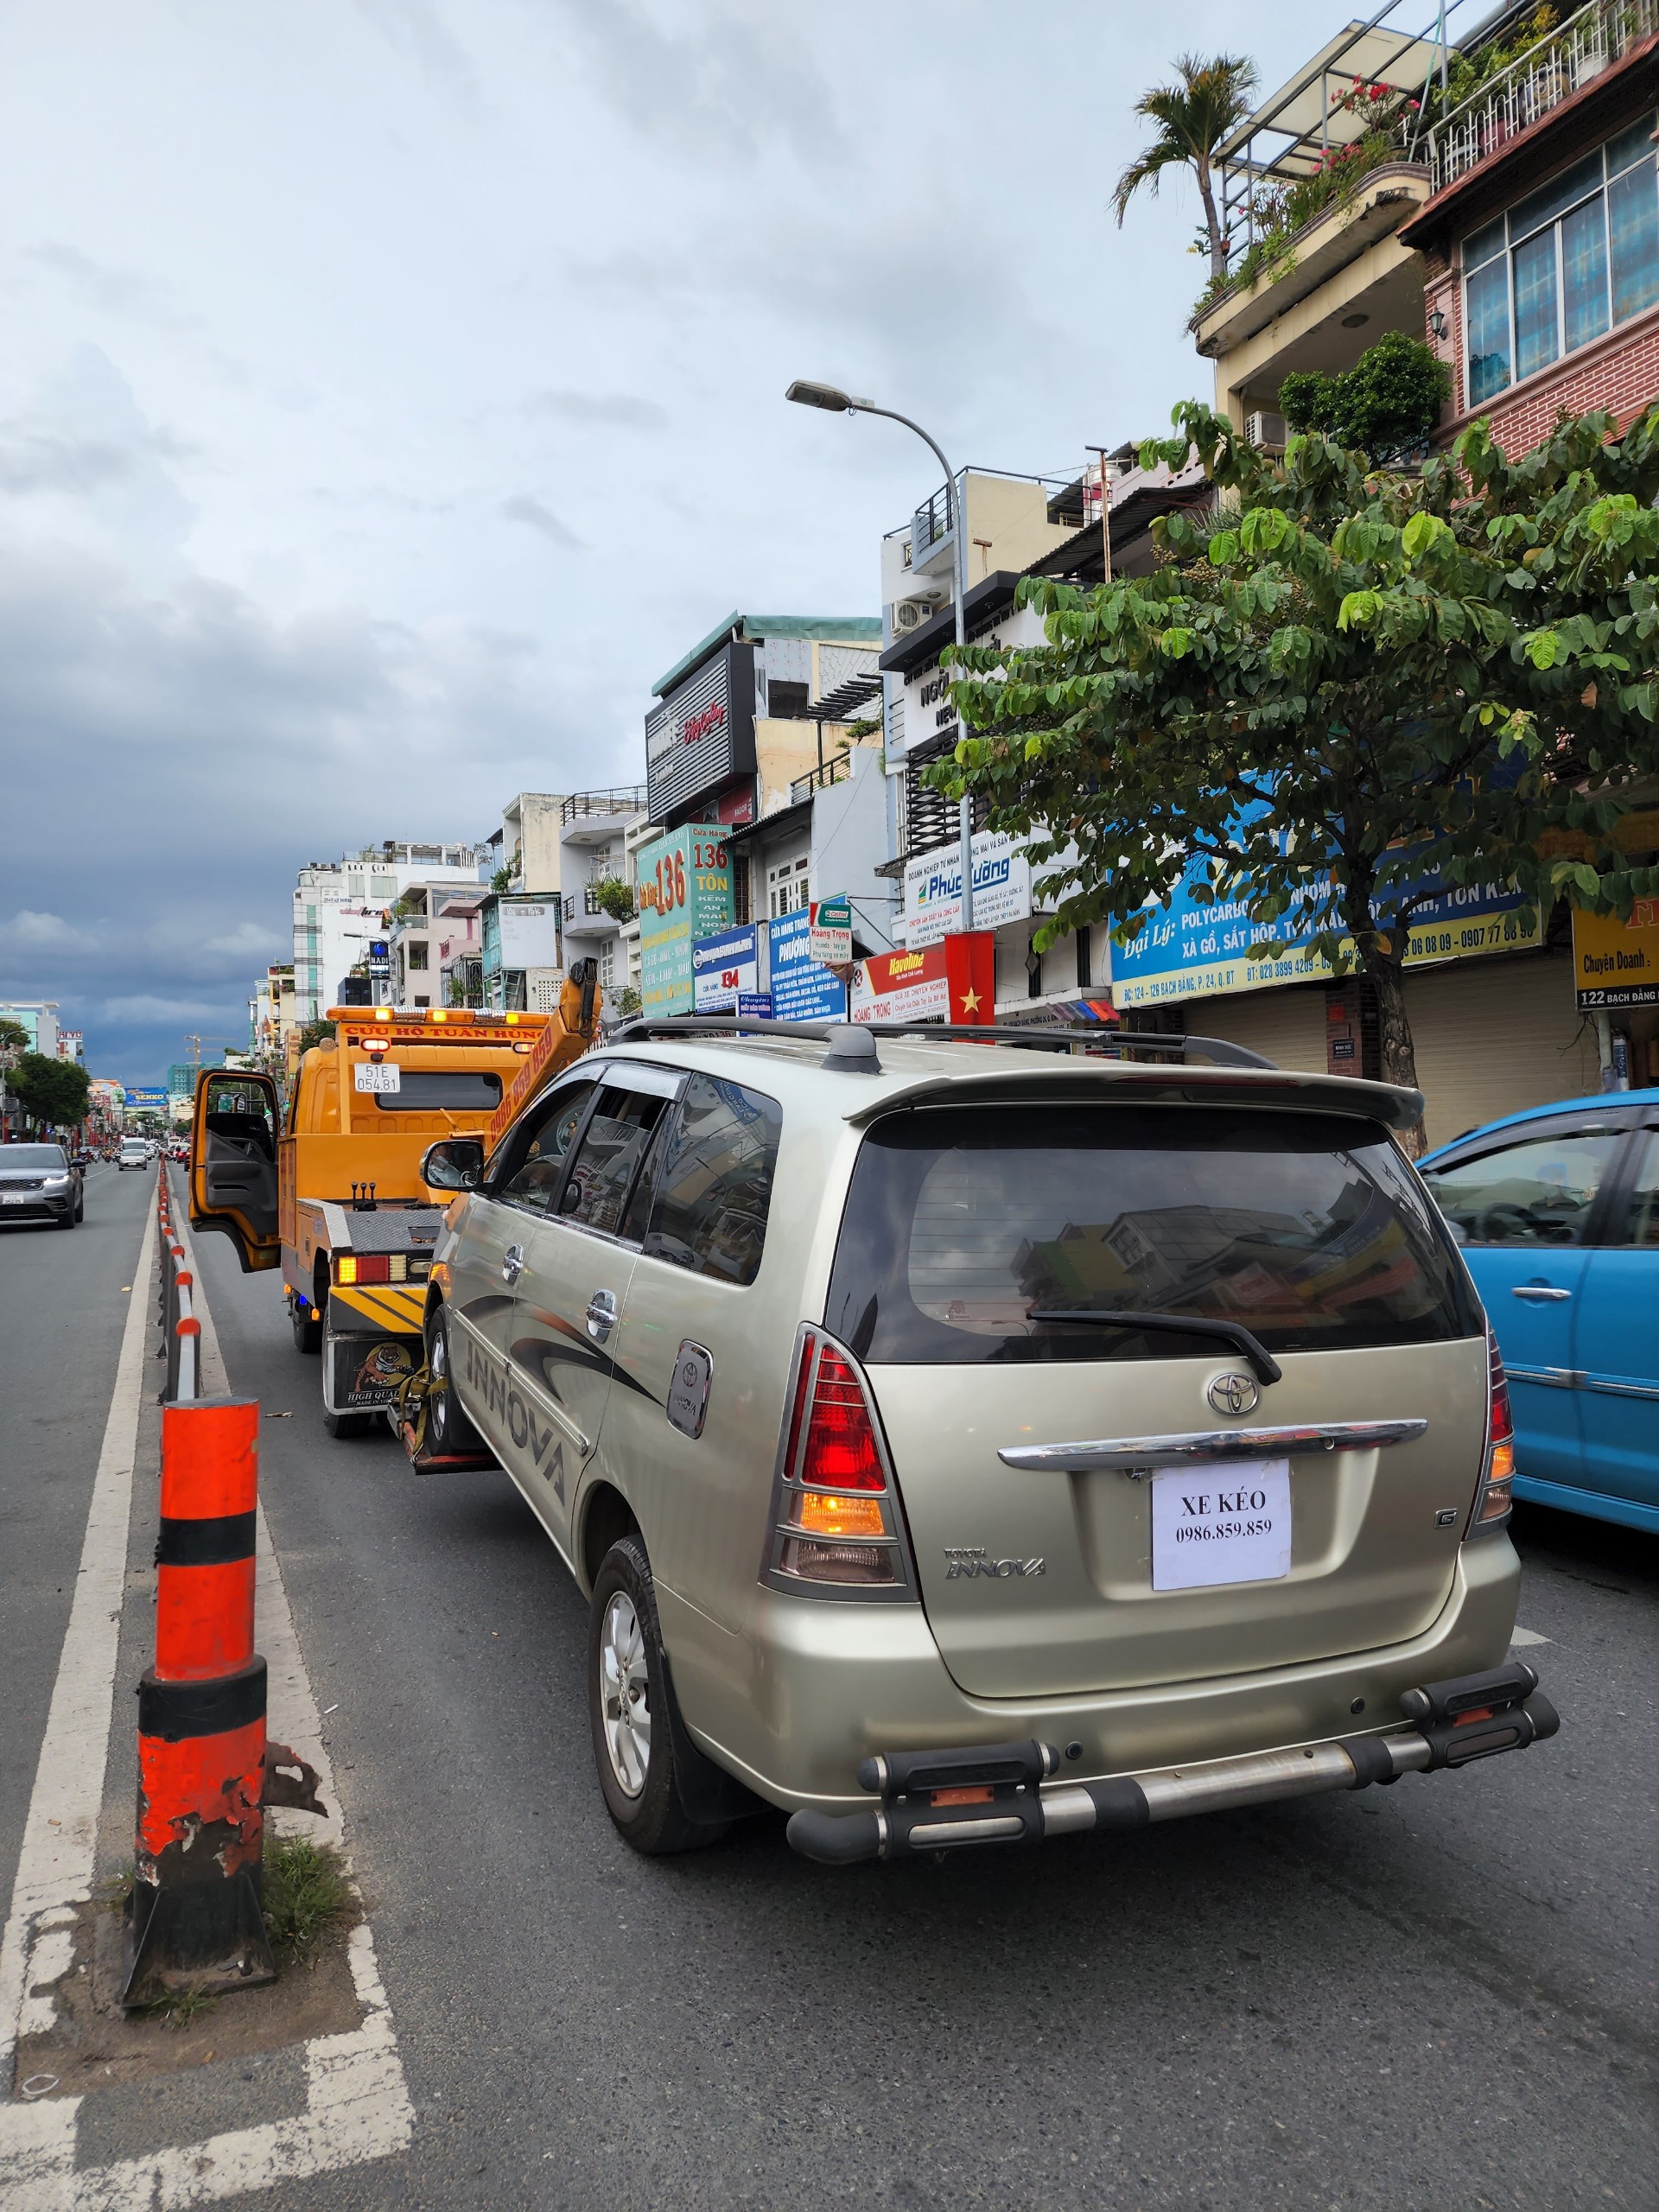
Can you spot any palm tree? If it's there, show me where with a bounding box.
[1113,54,1258,284]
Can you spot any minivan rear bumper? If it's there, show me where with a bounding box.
[664,1529,1522,1812]
[786,1663,1559,1863]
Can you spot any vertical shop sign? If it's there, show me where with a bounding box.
[638,825,734,1015]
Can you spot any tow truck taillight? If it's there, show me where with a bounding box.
[334,1253,408,1286]
[1470,1327,1516,1531]
[763,1331,916,1598]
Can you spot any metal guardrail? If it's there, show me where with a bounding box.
[1427,0,1658,189]
[156,1168,198,1403]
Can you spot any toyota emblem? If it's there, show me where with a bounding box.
[1207,1370,1260,1417]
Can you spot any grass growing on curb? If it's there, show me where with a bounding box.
[263,1834,355,1967]
[134,1981,217,2029]
[97,1861,135,1914]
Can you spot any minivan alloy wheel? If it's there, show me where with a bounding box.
[599,1592,651,1797]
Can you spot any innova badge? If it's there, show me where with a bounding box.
[1206,1370,1260,1417]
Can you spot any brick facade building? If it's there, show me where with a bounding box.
[1403,25,1659,450]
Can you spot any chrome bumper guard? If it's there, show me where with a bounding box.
[785,1662,1559,1866]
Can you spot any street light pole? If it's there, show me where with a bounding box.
[785,381,974,932]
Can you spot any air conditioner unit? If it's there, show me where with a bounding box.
[892,598,935,635]
[1244,410,1287,452]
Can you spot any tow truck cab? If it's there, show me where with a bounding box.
[189,976,598,1430]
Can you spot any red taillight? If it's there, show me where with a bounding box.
[801,1345,887,1492]
[766,1332,911,1595]
[1472,1327,1516,1529]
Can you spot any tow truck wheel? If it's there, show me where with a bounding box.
[291,1294,322,1354]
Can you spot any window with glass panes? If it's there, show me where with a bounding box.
[1463,117,1659,406]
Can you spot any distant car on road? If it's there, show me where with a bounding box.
[0,1141,83,1229]
[1420,1089,1659,1535]
[410,1019,1554,1865]
[117,1138,149,1172]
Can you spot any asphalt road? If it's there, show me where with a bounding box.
[2,1166,1655,2209]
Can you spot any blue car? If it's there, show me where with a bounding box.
[1420,1090,1659,1534]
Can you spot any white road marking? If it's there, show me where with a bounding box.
[0,1198,156,2101]
[0,1176,413,2204]
[1510,1626,1551,1647]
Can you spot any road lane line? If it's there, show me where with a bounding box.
[0,1177,413,2206]
[0,1195,155,2093]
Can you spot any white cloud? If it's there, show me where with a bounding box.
[0,0,1339,1084]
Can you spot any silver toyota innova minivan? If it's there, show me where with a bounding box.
[416,1020,1556,1862]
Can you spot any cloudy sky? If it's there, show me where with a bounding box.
[0,0,1338,1082]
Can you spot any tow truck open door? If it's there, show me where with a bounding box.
[191,1069,282,1273]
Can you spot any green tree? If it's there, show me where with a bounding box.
[0,1017,29,1058]
[1113,53,1259,284]
[12,1053,92,1131]
[296,1018,334,1055]
[933,401,1659,1151]
[1280,332,1452,464]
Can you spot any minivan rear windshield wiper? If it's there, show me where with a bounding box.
[1027,1309,1283,1386]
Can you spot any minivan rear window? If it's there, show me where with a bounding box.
[825,1104,1478,1364]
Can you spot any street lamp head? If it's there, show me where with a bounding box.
[785,378,872,414]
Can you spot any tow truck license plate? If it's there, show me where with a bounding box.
[1151,1459,1292,1592]
[353,1062,401,1093]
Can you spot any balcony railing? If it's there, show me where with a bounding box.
[791,750,855,804]
[1428,0,1658,190]
[563,887,623,926]
[562,785,647,824]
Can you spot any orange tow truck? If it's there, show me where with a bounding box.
[189,965,598,1435]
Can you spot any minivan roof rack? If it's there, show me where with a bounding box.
[606,1014,1276,1071]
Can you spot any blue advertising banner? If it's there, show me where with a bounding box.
[767,910,848,1020]
[692,924,760,1012]
[1111,854,1542,1009]
[736,993,773,1017]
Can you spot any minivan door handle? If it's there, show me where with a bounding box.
[1511,1284,1571,1301]
[586,1288,619,1343]
[501,1243,525,1287]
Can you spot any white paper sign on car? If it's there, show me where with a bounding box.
[1150,1458,1291,1592]
[353,1061,402,1093]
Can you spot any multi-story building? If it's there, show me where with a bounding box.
[484,793,570,899]
[1141,0,1659,1135]
[639,613,886,1014]
[556,787,649,1007]
[245,967,297,1083]
[389,883,486,1010]
[0,1001,61,1060]
[1408,0,1659,459]
[56,1029,84,1065]
[290,842,485,1021]
[879,465,1178,1023]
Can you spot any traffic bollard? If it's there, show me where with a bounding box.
[123,1396,276,2002]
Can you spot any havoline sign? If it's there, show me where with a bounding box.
[645,640,758,823]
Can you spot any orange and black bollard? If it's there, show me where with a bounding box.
[124,1396,276,2000]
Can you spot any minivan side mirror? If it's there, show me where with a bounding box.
[422,1138,484,1192]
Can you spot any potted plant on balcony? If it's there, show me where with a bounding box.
[590,877,637,923]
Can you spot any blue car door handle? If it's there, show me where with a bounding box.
[1512,1284,1571,1300]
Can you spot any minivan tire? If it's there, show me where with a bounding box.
[588,1535,727,1856]
[423,1304,486,1456]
